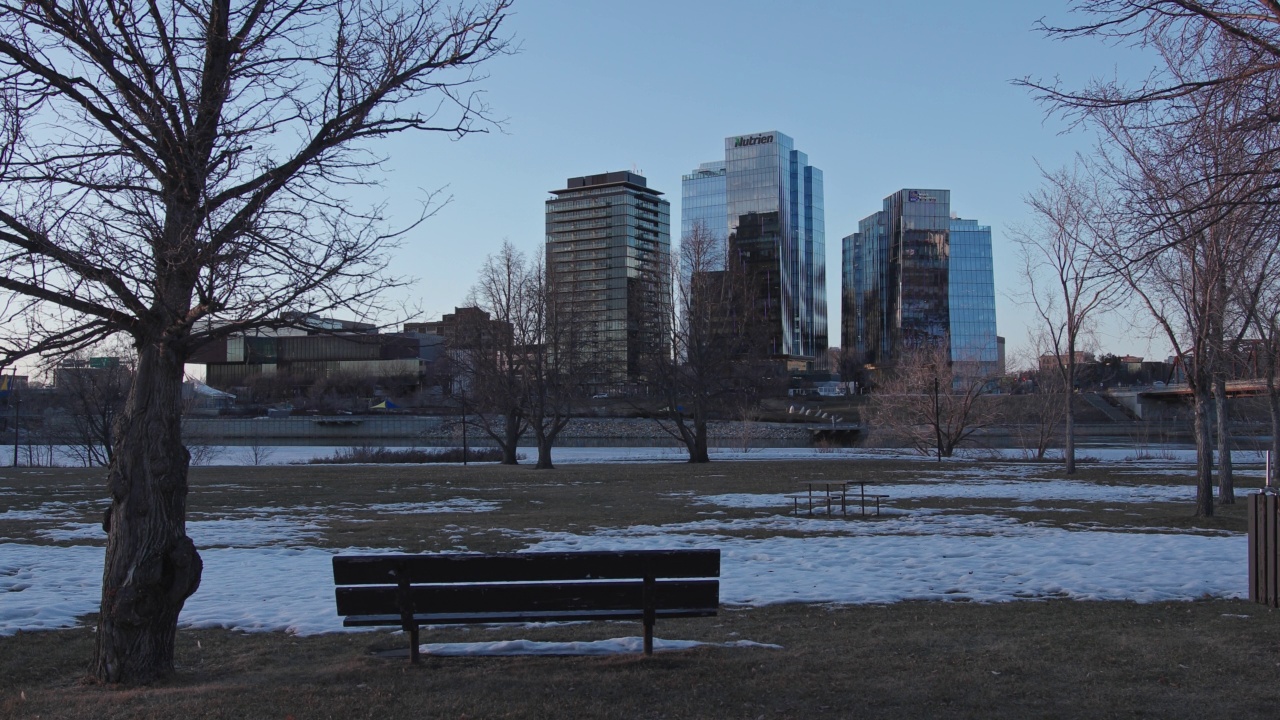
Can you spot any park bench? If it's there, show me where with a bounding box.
[332,549,720,662]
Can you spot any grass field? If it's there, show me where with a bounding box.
[3,456,1278,718]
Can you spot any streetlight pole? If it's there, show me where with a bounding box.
[461,387,468,466]
[933,376,942,463]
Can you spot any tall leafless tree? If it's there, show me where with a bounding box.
[1086,64,1276,513]
[1246,240,1280,485]
[1011,163,1121,473]
[1026,6,1280,513]
[642,222,765,463]
[524,254,590,469]
[459,241,531,465]
[0,0,512,683]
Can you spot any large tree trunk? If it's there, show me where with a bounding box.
[689,416,710,463]
[535,445,554,468]
[1191,386,1215,517]
[91,342,202,684]
[1064,388,1077,475]
[1269,386,1280,488]
[1213,375,1234,504]
[501,412,520,465]
[535,429,554,470]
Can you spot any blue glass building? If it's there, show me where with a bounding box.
[681,160,727,262]
[681,131,826,369]
[843,189,997,376]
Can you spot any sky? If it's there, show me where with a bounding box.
[0,449,1251,638]
[361,0,1163,366]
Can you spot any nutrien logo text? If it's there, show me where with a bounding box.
[734,134,774,147]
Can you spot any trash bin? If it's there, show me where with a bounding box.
[1248,491,1280,607]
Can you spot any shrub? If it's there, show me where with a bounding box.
[307,446,507,464]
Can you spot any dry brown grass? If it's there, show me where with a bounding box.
[1,457,1274,718]
[4,601,1280,719]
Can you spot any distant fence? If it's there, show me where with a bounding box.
[1248,491,1280,607]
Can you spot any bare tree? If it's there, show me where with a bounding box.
[459,241,530,465]
[0,0,512,683]
[1086,69,1277,513]
[869,340,1000,458]
[1247,243,1280,485]
[525,255,590,469]
[1011,364,1071,461]
[642,222,765,463]
[1023,2,1280,117]
[1026,8,1280,513]
[1011,163,1121,473]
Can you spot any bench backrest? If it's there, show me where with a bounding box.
[332,549,720,621]
[332,549,721,585]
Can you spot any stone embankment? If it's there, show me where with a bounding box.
[183,415,823,444]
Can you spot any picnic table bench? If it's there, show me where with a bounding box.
[332,549,720,662]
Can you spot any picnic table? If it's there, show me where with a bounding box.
[788,480,887,517]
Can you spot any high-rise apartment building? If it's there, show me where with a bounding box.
[843,189,997,376]
[681,131,826,368]
[545,171,671,386]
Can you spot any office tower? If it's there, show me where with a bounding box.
[545,171,671,386]
[680,131,826,369]
[843,189,998,376]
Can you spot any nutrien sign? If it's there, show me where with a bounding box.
[733,134,774,147]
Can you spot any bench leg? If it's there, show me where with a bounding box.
[410,624,420,664]
[643,572,656,656]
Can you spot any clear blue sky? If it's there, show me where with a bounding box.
[369,0,1159,367]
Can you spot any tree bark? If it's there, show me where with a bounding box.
[91,341,202,684]
[1191,386,1215,517]
[1269,387,1280,487]
[1213,375,1235,504]
[689,417,710,463]
[535,445,554,469]
[1065,384,1077,475]
[496,411,521,465]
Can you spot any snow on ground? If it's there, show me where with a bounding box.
[0,447,1256,651]
[419,637,782,656]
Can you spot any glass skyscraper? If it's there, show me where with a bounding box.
[843,189,997,375]
[947,217,998,375]
[681,131,826,368]
[546,171,671,385]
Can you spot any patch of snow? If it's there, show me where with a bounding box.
[419,636,782,656]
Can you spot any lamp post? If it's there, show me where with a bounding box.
[460,387,468,466]
[11,372,19,468]
[933,376,942,463]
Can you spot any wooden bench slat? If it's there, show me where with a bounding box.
[332,550,720,585]
[335,579,719,618]
[340,607,719,627]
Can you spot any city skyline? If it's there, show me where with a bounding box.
[305,1,1165,367]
